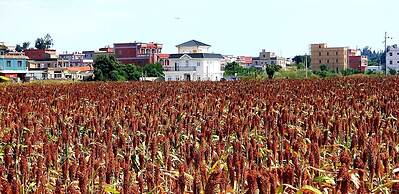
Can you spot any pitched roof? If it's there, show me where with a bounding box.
[66,66,93,72]
[169,53,223,59]
[176,40,211,47]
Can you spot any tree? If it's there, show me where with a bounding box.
[35,34,54,49]
[15,44,23,52]
[143,63,164,77]
[43,34,54,49]
[389,68,397,75]
[15,42,30,52]
[266,64,282,79]
[224,62,243,76]
[22,42,30,50]
[292,55,311,65]
[296,63,305,70]
[320,64,328,72]
[93,55,120,81]
[361,46,383,66]
[35,38,46,50]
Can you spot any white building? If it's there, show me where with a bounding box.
[251,49,289,69]
[387,45,399,70]
[164,40,224,81]
[59,52,94,67]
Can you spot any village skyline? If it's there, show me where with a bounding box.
[1,0,398,57]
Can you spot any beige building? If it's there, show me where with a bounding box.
[311,43,348,71]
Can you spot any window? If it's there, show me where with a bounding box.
[197,62,200,66]
[319,60,322,64]
[390,61,393,65]
[18,61,22,67]
[327,60,330,63]
[397,61,399,64]
[336,59,339,63]
[319,52,321,56]
[263,55,266,58]
[6,61,11,67]
[390,52,393,56]
[336,52,338,55]
[327,52,329,56]
[168,77,172,81]
[197,76,201,81]
[186,60,189,66]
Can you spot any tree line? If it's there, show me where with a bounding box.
[93,55,164,81]
[15,33,54,52]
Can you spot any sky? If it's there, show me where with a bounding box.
[0,0,398,57]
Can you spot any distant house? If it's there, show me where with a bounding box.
[387,45,399,71]
[164,40,224,81]
[251,49,288,69]
[114,42,162,65]
[59,52,93,67]
[0,52,28,81]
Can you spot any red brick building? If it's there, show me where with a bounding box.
[349,56,368,72]
[24,49,57,60]
[113,42,162,65]
[237,56,253,67]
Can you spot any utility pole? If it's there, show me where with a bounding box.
[384,32,393,75]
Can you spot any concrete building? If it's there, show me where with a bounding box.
[349,55,368,72]
[310,43,349,72]
[164,40,224,81]
[0,52,28,81]
[59,52,93,67]
[114,42,162,65]
[387,45,399,71]
[251,50,288,69]
[94,47,114,60]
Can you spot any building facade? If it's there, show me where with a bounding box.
[310,43,349,71]
[387,45,399,71]
[349,56,368,72]
[251,50,288,69]
[59,52,93,67]
[114,42,162,65]
[164,40,224,81]
[0,52,28,80]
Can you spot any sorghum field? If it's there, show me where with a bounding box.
[1,77,399,194]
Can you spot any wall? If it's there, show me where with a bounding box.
[387,47,399,70]
[0,57,27,71]
[311,44,348,71]
[178,46,209,54]
[165,57,223,81]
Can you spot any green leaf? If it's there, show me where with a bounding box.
[297,185,322,194]
[313,176,336,185]
[277,185,284,194]
[104,185,120,194]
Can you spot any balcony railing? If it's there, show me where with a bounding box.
[164,66,197,71]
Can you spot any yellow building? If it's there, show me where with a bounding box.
[310,43,348,72]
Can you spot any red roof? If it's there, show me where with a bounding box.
[158,54,170,59]
[66,66,93,72]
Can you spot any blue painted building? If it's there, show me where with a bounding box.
[0,52,28,80]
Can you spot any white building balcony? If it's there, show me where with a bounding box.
[164,66,197,71]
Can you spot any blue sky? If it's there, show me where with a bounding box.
[0,0,397,57]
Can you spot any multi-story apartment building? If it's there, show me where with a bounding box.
[59,52,93,67]
[114,42,162,65]
[387,45,399,71]
[251,50,288,69]
[0,52,28,81]
[164,40,224,81]
[310,43,348,71]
